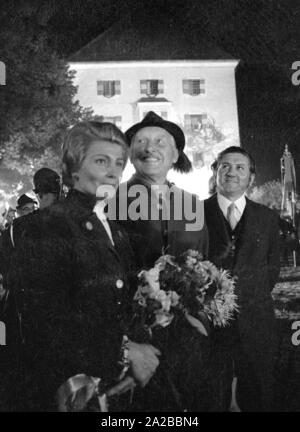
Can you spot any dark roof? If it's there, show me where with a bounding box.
[69,12,234,62]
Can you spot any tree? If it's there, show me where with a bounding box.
[0,4,93,197]
[182,116,236,170]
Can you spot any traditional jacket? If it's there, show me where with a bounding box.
[6,189,135,411]
[116,175,209,269]
[115,175,211,411]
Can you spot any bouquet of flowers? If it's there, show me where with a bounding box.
[133,249,238,337]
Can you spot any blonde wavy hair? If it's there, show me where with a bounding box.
[62,121,128,188]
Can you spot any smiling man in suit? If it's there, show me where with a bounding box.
[204,146,280,411]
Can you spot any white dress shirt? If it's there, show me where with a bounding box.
[217,193,246,225]
[93,200,114,246]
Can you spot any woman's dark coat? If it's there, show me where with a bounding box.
[6,189,135,411]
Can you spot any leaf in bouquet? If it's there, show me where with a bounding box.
[197,310,211,335]
[184,311,208,337]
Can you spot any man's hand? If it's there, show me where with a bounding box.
[127,341,161,387]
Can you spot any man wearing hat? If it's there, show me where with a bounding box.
[117,111,208,268]
[115,112,213,411]
[1,168,61,273]
[33,167,61,210]
[16,194,37,218]
[0,168,62,411]
[10,169,61,247]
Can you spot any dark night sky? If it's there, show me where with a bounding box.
[3,0,300,188]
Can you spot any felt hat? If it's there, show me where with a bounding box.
[125,111,192,173]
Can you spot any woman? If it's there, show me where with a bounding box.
[6,121,160,411]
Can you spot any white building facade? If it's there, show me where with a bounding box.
[68,24,240,198]
[69,60,239,137]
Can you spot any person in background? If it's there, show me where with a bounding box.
[0,202,7,233]
[204,146,280,411]
[33,167,61,209]
[15,194,37,218]
[0,169,62,323]
[3,207,16,229]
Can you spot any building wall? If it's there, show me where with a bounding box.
[70,61,239,132]
[69,60,240,198]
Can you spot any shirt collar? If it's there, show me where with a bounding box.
[217,193,246,216]
[129,173,172,189]
[93,199,107,220]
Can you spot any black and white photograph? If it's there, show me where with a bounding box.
[0,0,299,415]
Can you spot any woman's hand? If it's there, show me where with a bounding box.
[127,340,161,387]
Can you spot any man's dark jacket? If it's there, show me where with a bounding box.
[204,194,280,411]
[115,176,212,411]
[116,175,209,270]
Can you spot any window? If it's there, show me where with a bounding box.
[143,111,167,120]
[97,81,121,97]
[102,116,122,127]
[140,80,164,97]
[184,114,207,131]
[182,79,205,96]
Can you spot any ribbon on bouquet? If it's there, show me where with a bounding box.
[56,374,136,412]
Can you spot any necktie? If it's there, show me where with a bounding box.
[227,202,238,230]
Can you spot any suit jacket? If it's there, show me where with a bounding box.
[5,189,135,411]
[204,194,280,404]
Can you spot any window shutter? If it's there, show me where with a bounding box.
[110,81,116,97]
[158,80,164,94]
[199,79,205,94]
[182,79,190,94]
[103,81,109,97]
[97,81,104,95]
[140,80,147,94]
[115,81,121,95]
